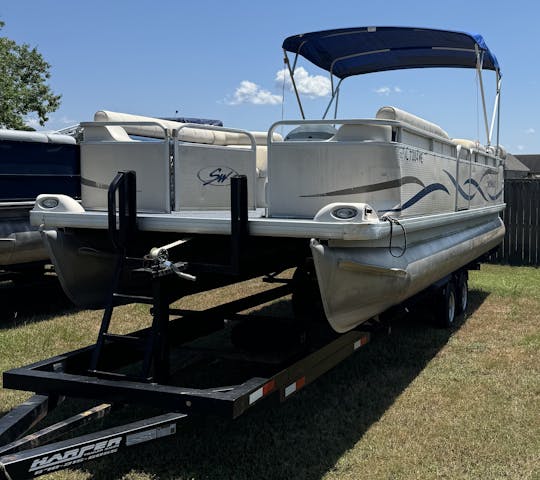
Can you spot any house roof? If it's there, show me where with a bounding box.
[515,154,540,173]
[506,153,531,172]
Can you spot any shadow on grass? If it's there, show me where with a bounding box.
[63,289,489,480]
[0,274,78,327]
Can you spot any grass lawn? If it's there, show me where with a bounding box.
[0,264,539,479]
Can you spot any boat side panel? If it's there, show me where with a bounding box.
[174,143,257,210]
[267,142,401,218]
[80,141,171,213]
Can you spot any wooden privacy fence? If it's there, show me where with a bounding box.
[496,179,540,266]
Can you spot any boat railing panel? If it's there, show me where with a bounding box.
[80,117,275,213]
[173,124,259,211]
[80,121,171,213]
[267,119,403,219]
[266,116,502,220]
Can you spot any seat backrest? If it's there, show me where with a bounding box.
[334,124,392,142]
[376,106,450,139]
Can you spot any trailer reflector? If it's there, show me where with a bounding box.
[248,380,276,405]
[284,377,306,398]
[353,335,369,350]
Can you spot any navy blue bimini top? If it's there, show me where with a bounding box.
[282,27,500,79]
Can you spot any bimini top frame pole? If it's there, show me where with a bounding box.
[475,44,502,148]
[283,50,305,120]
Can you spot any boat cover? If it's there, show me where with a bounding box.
[282,27,500,78]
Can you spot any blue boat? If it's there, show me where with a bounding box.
[0,129,80,273]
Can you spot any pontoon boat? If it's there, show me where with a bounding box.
[30,27,505,331]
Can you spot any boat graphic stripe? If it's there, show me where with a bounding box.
[300,176,425,198]
[379,183,450,212]
[444,169,503,201]
[443,170,476,201]
[464,178,488,201]
[479,168,499,182]
[81,177,110,190]
[464,178,503,201]
[401,183,449,210]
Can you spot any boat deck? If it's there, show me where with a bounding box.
[31,203,505,241]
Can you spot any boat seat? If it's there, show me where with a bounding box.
[93,110,282,146]
[376,106,450,139]
[452,138,487,152]
[83,125,135,142]
[334,124,392,142]
[453,138,506,161]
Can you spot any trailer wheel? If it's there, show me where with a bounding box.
[437,282,456,328]
[455,271,468,315]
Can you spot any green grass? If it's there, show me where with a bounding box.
[0,264,539,479]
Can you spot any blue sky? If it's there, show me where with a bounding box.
[1,0,538,153]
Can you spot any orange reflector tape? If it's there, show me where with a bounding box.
[263,380,276,395]
[284,376,306,398]
[249,380,276,405]
[353,335,368,350]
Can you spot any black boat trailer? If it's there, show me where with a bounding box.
[0,172,372,479]
[0,322,369,479]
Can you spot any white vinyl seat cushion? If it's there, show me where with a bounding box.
[376,106,450,139]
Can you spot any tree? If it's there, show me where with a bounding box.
[0,21,61,130]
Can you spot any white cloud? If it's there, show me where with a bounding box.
[525,128,535,135]
[374,86,402,96]
[275,67,331,98]
[225,66,330,106]
[225,80,282,106]
[517,145,525,151]
[375,87,391,96]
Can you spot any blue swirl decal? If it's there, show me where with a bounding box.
[444,169,503,201]
[443,170,476,201]
[490,189,503,200]
[464,178,488,201]
[380,183,450,213]
[401,183,450,210]
[464,178,503,201]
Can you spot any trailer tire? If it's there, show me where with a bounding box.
[436,281,457,328]
[455,271,468,315]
